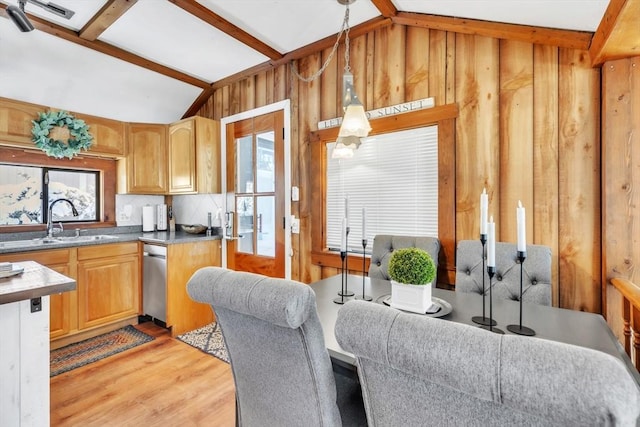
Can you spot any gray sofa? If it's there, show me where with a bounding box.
[335,300,640,426]
[455,239,552,305]
[187,266,344,427]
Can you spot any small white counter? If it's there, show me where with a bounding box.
[0,261,76,427]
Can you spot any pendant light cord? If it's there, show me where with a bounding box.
[290,4,351,82]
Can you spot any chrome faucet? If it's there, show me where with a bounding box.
[47,198,79,238]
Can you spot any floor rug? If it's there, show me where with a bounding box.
[50,325,154,377]
[177,322,229,363]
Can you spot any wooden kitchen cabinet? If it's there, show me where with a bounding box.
[77,242,140,330]
[0,242,141,345]
[122,122,168,194]
[0,97,45,148]
[168,116,221,194]
[166,239,221,336]
[0,248,77,339]
[75,113,126,157]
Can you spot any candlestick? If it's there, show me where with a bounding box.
[471,235,496,327]
[487,217,495,267]
[517,201,526,252]
[507,251,535,336]
[333,251,348,305]
[338,218,354,297]
[480,188,488,235]
[481,265,504,334]
[355,238,372,301]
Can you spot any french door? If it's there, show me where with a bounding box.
[225,110,285,277]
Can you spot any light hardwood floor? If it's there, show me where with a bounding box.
[50,322,236,426]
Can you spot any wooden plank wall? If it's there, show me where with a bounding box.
[196,24,602,313]
[603,56,640,340]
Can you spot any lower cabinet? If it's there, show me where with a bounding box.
[77,242,140,330]
[0,242,141,346]
[166,239,221,336]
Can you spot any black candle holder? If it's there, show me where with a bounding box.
[480,266,504,334]
[333,251,349,305]
[507,251,536,336]
[355,238,372,301]
[472,234,497,327]
[338,227,354,297]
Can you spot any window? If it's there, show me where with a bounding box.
[325,126,438,251]
[0,164,99,225]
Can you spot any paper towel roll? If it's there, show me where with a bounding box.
[142,206,155,232]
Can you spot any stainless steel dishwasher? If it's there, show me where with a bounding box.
[143,244,167,325]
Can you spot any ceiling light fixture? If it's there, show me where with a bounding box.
[291,0,371,158]
[6,1,34,32]
[5,0,75,32]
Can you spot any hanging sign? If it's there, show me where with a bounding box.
[317,97,435,130]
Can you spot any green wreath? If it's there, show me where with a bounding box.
[32,110,93,159]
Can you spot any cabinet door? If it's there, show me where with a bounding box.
[168,119,196,194]
[0,97,43,147]
[77,254,140,330]
[75,113,126,157]
[0,248,76,339]
[195,117,221,193]
[166,240,219,336]
[126,123,167,194]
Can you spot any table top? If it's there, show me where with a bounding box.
[0,261,76,305]
[310,274,640,384]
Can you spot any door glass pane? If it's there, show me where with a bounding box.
[236,136,254,193]
[256,132,275,193]
[48,170,98,221]
[236,196,254,254]
[0,164,43,225]
[256,196,275,257]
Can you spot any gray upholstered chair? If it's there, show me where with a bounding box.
[368,235,440,281]
[335,300,640,427]
[455,240,552,305]
[187,267,346,427]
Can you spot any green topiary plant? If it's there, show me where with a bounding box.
[388,247,436,285]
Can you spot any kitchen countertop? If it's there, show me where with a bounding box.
[0,260,76,304]
[0,227,223,255]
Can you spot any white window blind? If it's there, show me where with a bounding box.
[326,125,438,252]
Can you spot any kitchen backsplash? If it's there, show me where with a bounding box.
[116,194,224,227]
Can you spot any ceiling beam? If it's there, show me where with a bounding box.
[0,4,211,89]
[370,0,397,18]
[168,0,283,61]
[392,11,593,51]
[590,0,640,66]
[183,87,216,118]
[79,0,138,41]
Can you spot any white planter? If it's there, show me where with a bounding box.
[390,280,433,314]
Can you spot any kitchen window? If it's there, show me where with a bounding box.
[0,164,99,225]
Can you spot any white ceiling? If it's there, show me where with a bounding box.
[0,0,610,124]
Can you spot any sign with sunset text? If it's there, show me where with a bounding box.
[317,97,435,130]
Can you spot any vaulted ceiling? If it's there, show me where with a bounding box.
[0,0,637,123]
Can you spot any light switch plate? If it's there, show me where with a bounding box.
[291,216,300,234]
[291,186,300,201]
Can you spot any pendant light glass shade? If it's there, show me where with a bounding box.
[332,141,355,159]
[338,102,371,138]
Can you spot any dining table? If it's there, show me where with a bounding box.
[310,274,640,385]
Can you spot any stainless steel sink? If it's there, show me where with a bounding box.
[1,235,118,249]
[57,235,119,242]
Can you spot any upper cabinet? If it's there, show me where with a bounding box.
[74,113,126,157]
[0,97,126,158]
[168,117,220,194]
[123,123,168,194]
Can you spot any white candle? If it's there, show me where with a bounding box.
[487,216,495,267]
[341,217,347,252]
[517,200,526,252]
[344,197,349,228]
[480,188,488,236]
[362,207,366,241]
